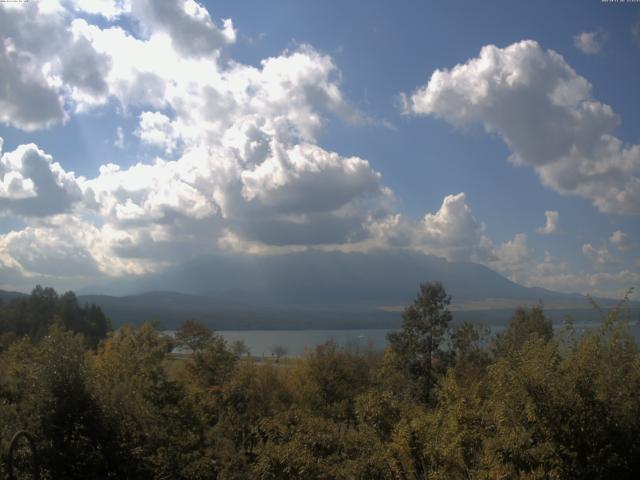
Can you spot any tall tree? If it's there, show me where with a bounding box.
[387,282,452,403]
[174,319,214,352]
[492,304,552,356]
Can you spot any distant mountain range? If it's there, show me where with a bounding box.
[84,250,589,305]
[3,250,634,330]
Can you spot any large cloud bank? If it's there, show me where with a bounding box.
[0,3,637,298]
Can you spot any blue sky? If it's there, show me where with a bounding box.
[0,0,639,297]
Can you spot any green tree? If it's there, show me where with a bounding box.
[231,339,251,357]
[175,319,214,352]
[387,281,452,403]
[0,287,110,348]
[493,304,553,356]
[294,341,371,423]
[59,291,111,348]
[254,411,388,479]
[183,335,237,390]
[0,325,121,478]
[91,323,193,478]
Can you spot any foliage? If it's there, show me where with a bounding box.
[493,304,553,357]
[387,281,452,403]
[0,286,110,349]
[0,285,637,479]
[175,319,215,353]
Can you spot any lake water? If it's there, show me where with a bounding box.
[216,320,640,357]
[218,329,393,357]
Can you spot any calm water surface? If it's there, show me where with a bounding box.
[216,321,640,357]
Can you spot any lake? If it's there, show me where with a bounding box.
[216,320,640,357]
[218,329,393,357]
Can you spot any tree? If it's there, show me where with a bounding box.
[294,341,371,422]
[271,345,288,362]
[0,325,122,478]
[387,282,452,403]
[231,339,251,358]
[91,322,191,478]
[59,291,111,348]
[183,335,237,389]
[493,304,552,356]
[175,319,214,352]
[0,287,111,350]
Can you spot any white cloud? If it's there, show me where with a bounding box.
[490,233,535,279]
[130,0,236,58]
[573,30,607,55]
[0,140,84,217]
[0,2,68,130]
[136,111,181,154]
[0,1,122,128]
[404,40,640,214]
[114,126,125,149]
[0,214,160,284]
[0,0,385,286]
[525,268,639,299]
[0,0,239,129]
[1,4,633,299]
[491,247,638,299]
[72,0,128,20]
[417,192,493,262]
[582,243,619,268]
[610,229,633,252]
[366,192,495,264]
[537,210,559,234]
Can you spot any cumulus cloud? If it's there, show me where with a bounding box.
[1,3,633,298]
[73,0,128,20]
[366,192,496,264]
[416,192,493,262]
[0,1,122,128]
[487,245,637,299]
[491,233,534,276]
[60,32,112,108]
[573,30,607,55]
[0,0,239,129]
[0,2,67,130]
[582,243,619,268]
[130,0,236,58]
[610,230,633,252]
[404,40,640,214]
[366,199,542,289]
[0,214,162,286]
[0,140,84,217]
[136,111,182,154]
[526,266,639,299]
[537,210,559,234]
[0,0,388,284]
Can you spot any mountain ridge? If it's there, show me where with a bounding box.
[4,250,634,330]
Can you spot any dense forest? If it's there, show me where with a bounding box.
[0,283,638,479]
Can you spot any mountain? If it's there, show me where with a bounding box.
[0,289,27,304]
[85,250,587,307]
[73,250,627,329]
[7,250,634,330]
[74,291,401,330]
[73,291,625,331]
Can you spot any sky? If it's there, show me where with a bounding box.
[0,0,639,298]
